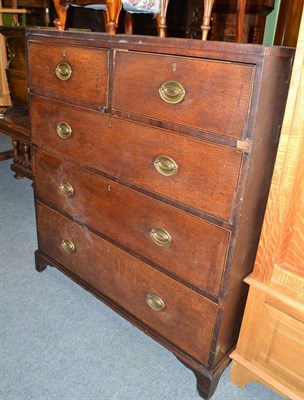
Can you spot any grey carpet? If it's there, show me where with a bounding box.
[0,133,284,400]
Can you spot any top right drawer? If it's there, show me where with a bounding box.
[112,51,254,140]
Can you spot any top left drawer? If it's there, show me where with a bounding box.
[28,42,109,106]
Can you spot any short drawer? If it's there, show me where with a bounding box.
[36,202,217,365]
[112,51,254,139]
[34,149,230,296]
[28,42,109,105]
[31,95,243,221]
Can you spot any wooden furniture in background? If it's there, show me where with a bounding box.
[0,32,11,108]
[53,0,218,39]
[0,26,32,179]
[185,0,274,43]
[274,0,303,47]
[27,28,293,399]
[1,0,50,26]
[125,0,273,43]
[0,107,31,178]
[0,33,13,161]
[0,0,29,26]
[230,12,304,400]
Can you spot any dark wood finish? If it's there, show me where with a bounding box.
[112,51,253,139]
[27,29,294,399]
[31,95,243,222]
[185,0,274,43]
[34,148,230,297]
[0,27,32,179]
[0,106,29,141]
[28,42,109,105]
[0,149,13,160]
[274,0,303,47]
[236,0,246,42]
[11,137,31,178]
[2,0,51,25]
[0,108,32,179]
[36,201,217,363]
[0,27,27,107]
[35,250,48,272]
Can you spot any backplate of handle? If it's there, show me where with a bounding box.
[61,238,76,253]
[55,61,72,81]
[146,293,166,312]
[154,155,178,177]
[150,226,172,247]
[56,121,72,139]
[59,180,74,198]
[159,80,185,104]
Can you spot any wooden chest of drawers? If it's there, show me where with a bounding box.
[26,29,294,399]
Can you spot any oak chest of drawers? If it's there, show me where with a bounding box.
[26,29,294,399]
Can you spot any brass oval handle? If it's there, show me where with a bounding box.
[55,61,72,81]
[61,238,76,253]
[56,121,72,139]
[154,155,178,177]
[59,180,74,198]
[146,293,166,312]
[150,227,172,247]
[159,80,185,104]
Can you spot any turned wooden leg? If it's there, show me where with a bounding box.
[12,138,19,161]
[35,250,48,273]
[156,13,167,38]
[12,138,23,179]
[105,0,122,34]
[236,0,246,42]
[201,0,215,40]
[124,11,133,35]
[53,0,69,31]
[22,142,30,169]
[156,0,169,38]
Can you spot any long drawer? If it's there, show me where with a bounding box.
[34,149,230,296]
[31,95,243,222]
[28,42,109,105]
[112,51,254,139]
[36,202,217,364]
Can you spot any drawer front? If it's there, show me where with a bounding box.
[36,202,217,365]
[112,51,254,139]
[31,95,242,221]
[28,42,109,105]
[251,294,304,395]
[34,149,230,296]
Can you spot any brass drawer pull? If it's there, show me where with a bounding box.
[159,80,185,104]
[59,180,74,197]
[55,61,72,81]
[154,155,178,177]
[61,238,76,253]
[150,227,172,247]
[146,293,166,312]
[56,121,72,139]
